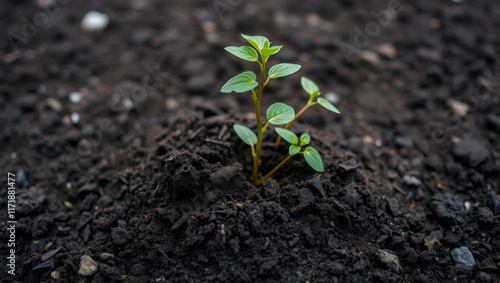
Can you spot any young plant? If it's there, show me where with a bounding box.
[221,34,334,185]
[275,76,341,144]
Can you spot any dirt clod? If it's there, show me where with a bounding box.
[431,193,466,225]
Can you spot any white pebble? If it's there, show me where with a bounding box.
[446,99,469,117]
[70,112,80,124]
[78,255,98,276]
[324,92,340,104]
[81,11,109,32]
[122,97,134,110]
[50,271,60,279]
[403,175,421,186]
[69,92,82,103]
[464,201,471,211]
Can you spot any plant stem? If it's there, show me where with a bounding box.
[251,61,267,184]
[275,102,317,144]
[255,154,295,185]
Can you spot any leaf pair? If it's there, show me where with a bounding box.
[225,34,280,63]
[241,34,282,62]
[221,34,301,94]
[301,77,340,114]
[233,102,296,147]
[274,128,324,172]
[221,64,302,93]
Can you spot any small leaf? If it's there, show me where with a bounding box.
[300,133,311,146]
[268,63,301,79]
[289,144,301,155]
[301,77,320,97]
[225,46,259,62]
[241,34,269,52]
[303,146,324,172]
[221,71,259,93]
[275,128,298,145]
[261,45,283,59]
[266,103,295,125]
[233,124,257,146]
[317,97,341,114]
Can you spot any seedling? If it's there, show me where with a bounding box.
[221,34,340,185]
[275,76,341,144]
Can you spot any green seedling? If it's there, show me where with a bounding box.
[275,76,341,144]
[221,34,337,185]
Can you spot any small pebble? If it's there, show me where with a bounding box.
[451,247,476,270]
[51,271,60,279]
[16,169,27,188]
[70,112,80,124]
[45,98,63,112]
[201,20,216,32]
[100,253,115,261]
[377,249,401,273]
[324,92,340,104]
[358,50,380,67]
[394,135,414,148]
[403,175,421,186]
[373,43,397,59]
[447,99,469,117]
[69,92,82,103]
[464,201,471,212]
[81,11,109,32]
[306,13,321,28]
[424,236,439,251]
[122,97,134,110]
[78,255,98,276]
[165,98,179,110]
[64,201,73,209]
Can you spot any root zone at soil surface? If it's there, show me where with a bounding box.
[1,0,500,282]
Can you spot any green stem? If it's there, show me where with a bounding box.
[251,61,267,184]
[275,102,317,144]
[255,154,295,185]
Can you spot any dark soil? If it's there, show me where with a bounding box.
[1,0,500,282]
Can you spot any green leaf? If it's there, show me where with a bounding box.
[266,103,295,125]
[301,77,320,97]
[225,46,259,62]
[289,144,301,155]
[275,127,298,144]
[261,45,283,59]
[241,34,269,52]
[303,146,324,172]
[317,97,341,114]
[233,124,257,146]
[300,133,311,146]
[268,63,301,79]
[221,71,259,93]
